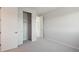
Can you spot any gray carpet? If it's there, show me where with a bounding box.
[6,39,79,52]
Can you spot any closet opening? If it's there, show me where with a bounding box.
[23,11,32,43]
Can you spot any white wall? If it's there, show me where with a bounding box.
[44,7,79,49]
[18,7,37,45]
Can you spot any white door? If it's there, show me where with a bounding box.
[40,16,43,39]
[1,7,18,51]
[36,16,41,37]
[36,16,43,39]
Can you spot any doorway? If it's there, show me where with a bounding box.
[23,11,32,43]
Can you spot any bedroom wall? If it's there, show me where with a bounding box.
[44,7,79,49]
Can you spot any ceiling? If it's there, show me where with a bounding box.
[33,7,57,15]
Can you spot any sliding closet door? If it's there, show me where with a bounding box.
[0,8,1,50]
[1,8,18,51]
[23,12,28,41]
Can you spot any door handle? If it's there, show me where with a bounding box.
[0,32,1,34]
[14,32,18,34]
